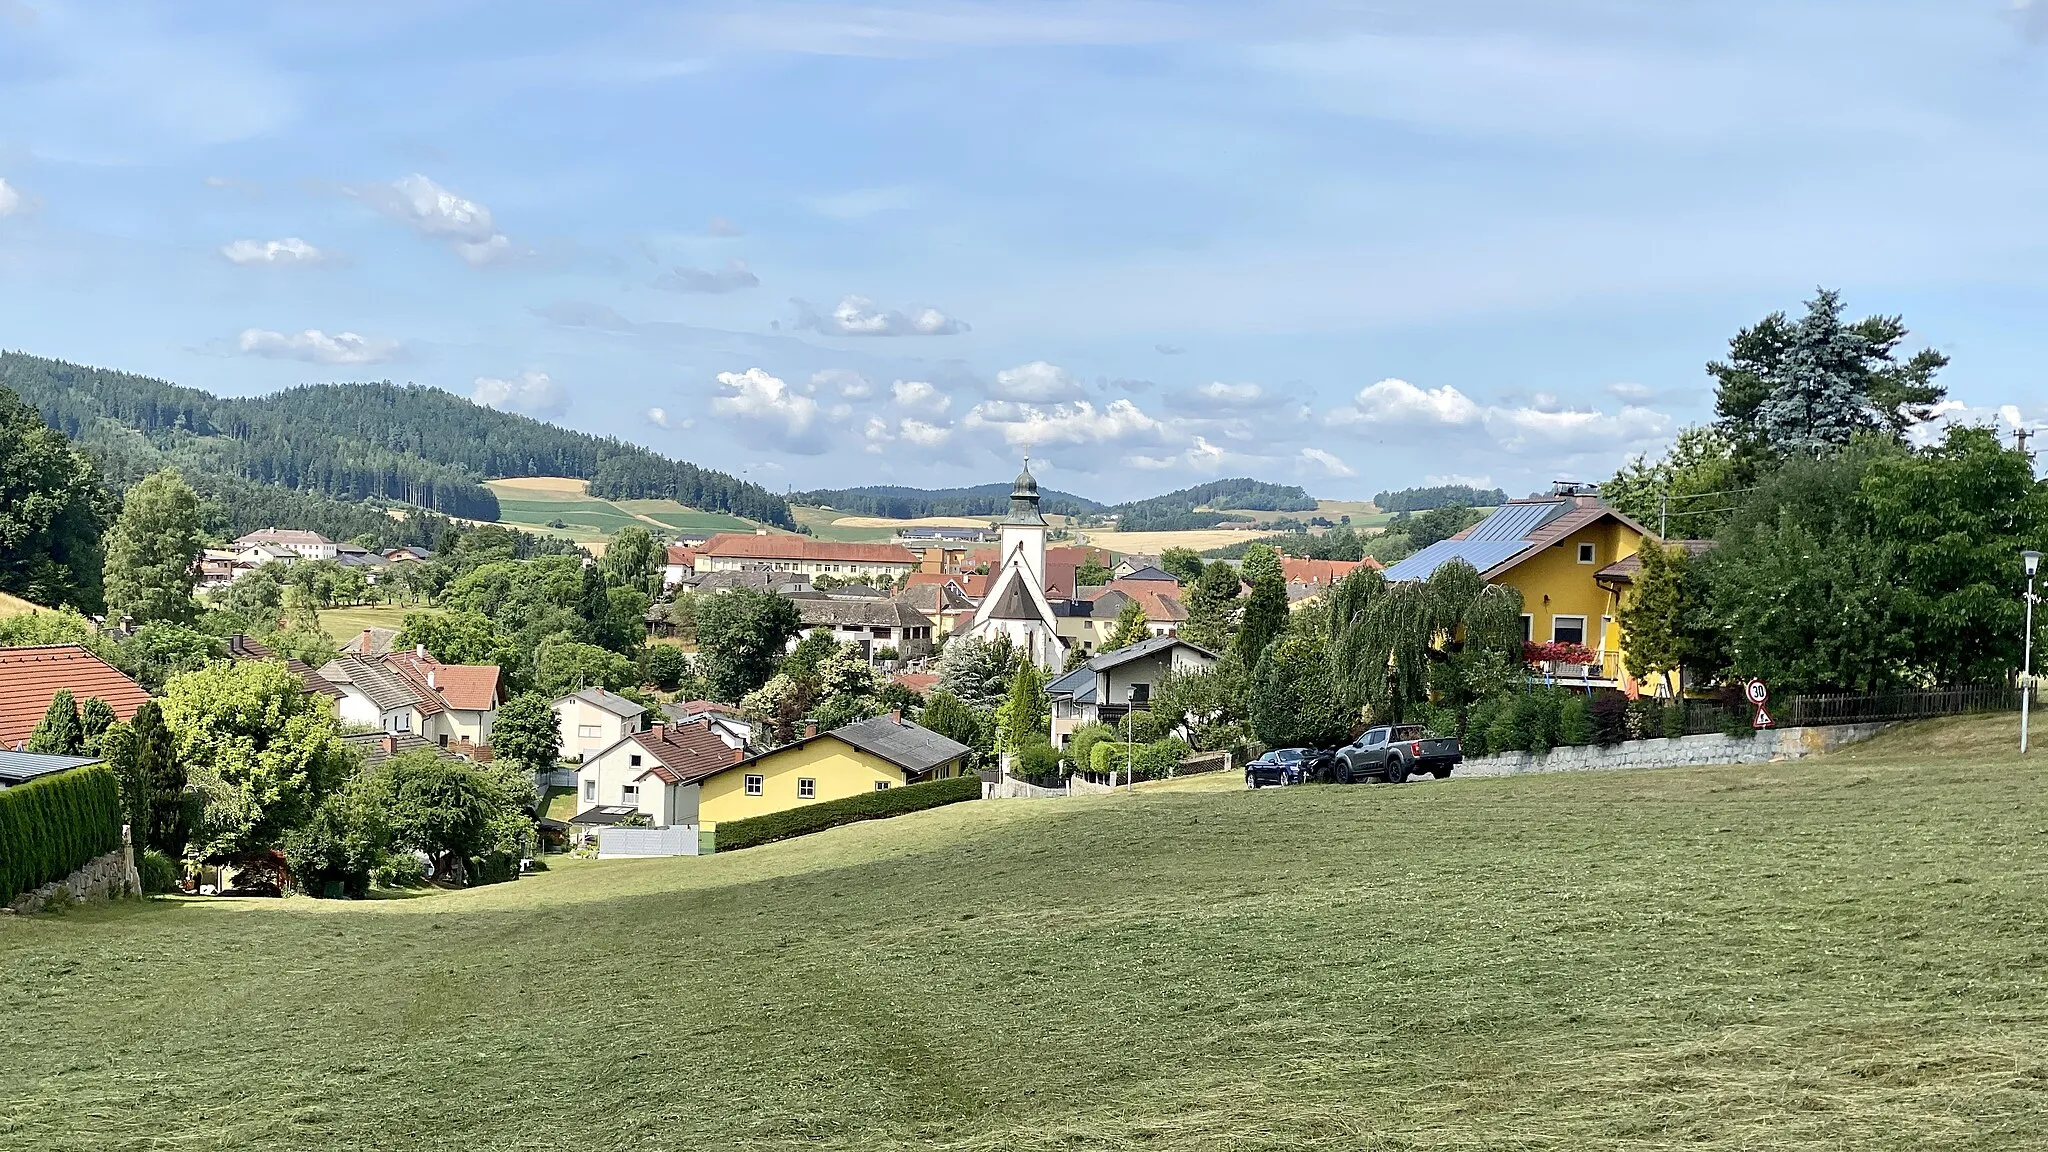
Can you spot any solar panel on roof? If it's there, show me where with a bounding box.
[1381,539,1532,582]
[1463,500,1570,541]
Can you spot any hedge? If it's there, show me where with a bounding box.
[715,775,981,852]
[0,765,123,901]
[1089,738,1189,781]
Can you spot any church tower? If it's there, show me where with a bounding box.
[999,454,1047,590]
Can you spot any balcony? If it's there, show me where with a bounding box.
[1528,648,1627,686]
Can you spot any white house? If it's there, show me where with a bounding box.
[574,721,747,827]
[662,544,697,587]
[553,687,647,762]
[692,532,919,581]
[233,528,340,561]
[320,649,504,749]
[789,597,937,663]
[1044,635,1220,748]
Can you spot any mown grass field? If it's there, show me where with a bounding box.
[0,590,42,619]
[484,477,760,544]
[5,716,2046,1150]
[318,603,441,645]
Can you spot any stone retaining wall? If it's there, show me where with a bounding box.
[1456,722,1894,779]
[5,833,141,915]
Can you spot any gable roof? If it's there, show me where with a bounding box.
[226,634,343,698]
[1103,580,1187,623]
[235,528,333,547]
[1383,496,1652,583]
[340,730,467,768]
[1048,635,1219,702]
[340,627,401,656]
[319,654,418,714]
[596,721,744,786]
[1115,565,1178,584]
[829,713,972,775]
[0,645,153,750]
[0,749,101,786]
[1280,556,1378,587]
[795,597,931,630]
[697,533,917,566]
[560,686,646,719]
[385,652,502,712]
[895,582,974,614]
[664,544,697,567]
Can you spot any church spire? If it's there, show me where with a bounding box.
[1004,450,1046,526]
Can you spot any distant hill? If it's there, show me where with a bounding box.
[794,483,1104,519]
[1107,478,1317,532]
[1,352,793,532]
[1373,484,1508,513]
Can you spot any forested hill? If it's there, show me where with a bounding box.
[1106,478,1317,532]
[793,482,1104,518]
[0,353,793,528]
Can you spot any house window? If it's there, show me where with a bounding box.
[438,734,448,748]
[583,779,596,801]
[1578,543,1596,564]
[621,784,640,805]
[798,778,816,799]
[1519,614,1534,643]
[745,774,764,796]
[1130,683,1151,707]
[1552,616,1587,646]
[874,780,891,791]
[393,712,411,732]
[629,754,642,767]
[577,724,601,739]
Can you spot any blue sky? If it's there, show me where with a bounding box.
[2,1,2046,502]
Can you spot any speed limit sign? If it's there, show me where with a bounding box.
[1746,679,1773,728]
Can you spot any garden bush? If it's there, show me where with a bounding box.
[1661,700,1688,739]
[1590,693,1630,746]
[1559,695,1594,747]
[0,765,122,901]
[465,853,519,887]
[1119,710,1170,745]
[1013,741,1064,785]
[138,849,179,896]
[373,852,428,889]
[715,775,980,852]
[1064,723,1117,773]
[1486,699,1530,754]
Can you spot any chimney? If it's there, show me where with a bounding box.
[890,709,902,725]
[803,721,817,739]
[426,670,436,689]
[361,629,374,652]
[381,735,396,754]
[732,746,745,764]
[415,643,427,659]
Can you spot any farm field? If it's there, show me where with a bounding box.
[318,603,442,645]
[5,715,2044,1150]
[483,477,760,545]
[1075,526,1286,553]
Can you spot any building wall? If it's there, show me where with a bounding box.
[1495,519,1644,659]
[697,740,910,829]
[555,697,634,761]
[577,738,685,824]
[694,553,915,579]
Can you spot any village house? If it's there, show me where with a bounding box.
[552,687,648,762]
[693,532,919,582]
[790,597,936,662]
[661,544,697,587]
[233,528,341,561]
[1045,635,1219,747]
[320,647,504,749]
[0,645,153,751]
[573,720,749,827]
[704,713,970,830]
[894,579,977,638]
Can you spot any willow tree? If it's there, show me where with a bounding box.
[1326,560,1524,727]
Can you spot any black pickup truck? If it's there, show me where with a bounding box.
[1335,725,1462,784]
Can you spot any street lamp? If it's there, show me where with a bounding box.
[2024,550,2041,755]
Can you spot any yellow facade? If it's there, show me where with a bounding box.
[698,738,955,828]
[1487,515,1646,677]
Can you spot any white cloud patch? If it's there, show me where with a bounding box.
[0,177,22,217]
[712,368,824,450]
[991,360,1085,402]
[1298,446,1355,477]
[812,369,872,399]
[898,418,951,447]
[645,406,693,430]
[1330,377,1483,427]
[891,379,951,414]
[1425,473,1493,488]
[965,397,1166,447]
[1482,404,1673,453]
[348,174,516,266]
[220,237,330,267]
[863,416,893,453]
[471,369,568,419]
[792,295,970,336]
[653,259,759,293]
[1606,381,1653,400]
[237,328,399,365]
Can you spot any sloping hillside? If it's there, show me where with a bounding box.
[4,715,2041,1149]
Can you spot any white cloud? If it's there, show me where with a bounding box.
[863,416,893,453]
[898,418,952,447]
[891,379,951,414]
[653,259,759,293]
[712,367,821,444]
[1483,404,1672,453]
[472,369,568,419]
[813,369,872,399]
[792,295,970,336]
[1126,452,1180,471]
[220,237,330,267]
[645,406,693,430]
[0,178,21,217]
[1187,435,1226,469]
[1425,473,1493,488]
[1606,381,1653,400]
[1330,377,1482,427]
[1298,446,1355,477]
[991,360,1084,402]
[236,328,399,365]
[965,397,1166,447]
[348,174,516,266]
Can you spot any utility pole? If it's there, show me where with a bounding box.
[2025,551,2040,754]
[1659,490,1669,539]
[2017,426,2034,460]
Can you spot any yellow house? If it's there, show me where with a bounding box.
[1381,493,1655,685]
[701,712,972,830]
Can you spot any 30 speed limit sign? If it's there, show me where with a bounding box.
[1746,679,1773,728]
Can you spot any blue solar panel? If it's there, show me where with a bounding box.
[1381,539,1533,582]
[1464,500,1569,541]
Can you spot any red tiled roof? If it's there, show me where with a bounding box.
[891,672,940,694]
[1281,556,1379,586]
[671,699,738,716]
[1103,580,1188,622]
[697,533,917,565]
[630,721,747,785]
[383,652,503,713]
[0,645,153,749]
[664,545,696,566]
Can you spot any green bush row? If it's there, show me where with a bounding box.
[138,849,179,895]
[715,775,981,852]
[1088,738,1190,781]
[1463,691,1753,758]
[0,765,123,901]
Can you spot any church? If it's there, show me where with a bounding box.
[953,457,1068,670]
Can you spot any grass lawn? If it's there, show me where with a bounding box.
[0,589,42,619]
[482,477,763,544]
[318,603,441,645]
[5,715,2046,1150]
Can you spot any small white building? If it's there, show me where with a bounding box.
[553,687,648,763]
[574,721,747,828]
[320,649,504,749]
[233,528,340,561]
[1044,635,1220,748]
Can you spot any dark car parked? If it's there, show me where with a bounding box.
[1245,747,1310,788]
[1335,725,1462,784]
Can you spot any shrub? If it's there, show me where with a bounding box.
[646,645,691,693]
[1065,723,1117,773]
[1624,700,1657,742]
[1559,695,1594,747]
[373,853,428,889]
[715,776,980,852]
[1014,741,1063,785]
[1516,691,1561,755]
[1661,700,1687,739]
[0,765,122,901]
[465,853,519,887]
[1486,699,1530,754]
[137,849,179,896]
[1721,707,1758,739]
[1590,694,1629,747]
[1119,710,1170,745]
[1463,699,1499,757]
[1091,738,1189,781]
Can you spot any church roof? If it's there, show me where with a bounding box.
[985,577,1043,620]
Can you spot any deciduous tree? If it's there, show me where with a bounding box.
[0,384,111,613]
[696,587,803,702]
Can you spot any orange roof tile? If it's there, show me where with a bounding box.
[664,544,696,566]
[0,645,153,749]
[697,533,916,566]
[628,721,746,785]
[383,652,503,713]
[1280,556,1379,586]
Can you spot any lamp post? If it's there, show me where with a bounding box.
[2024,551,2041,754]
